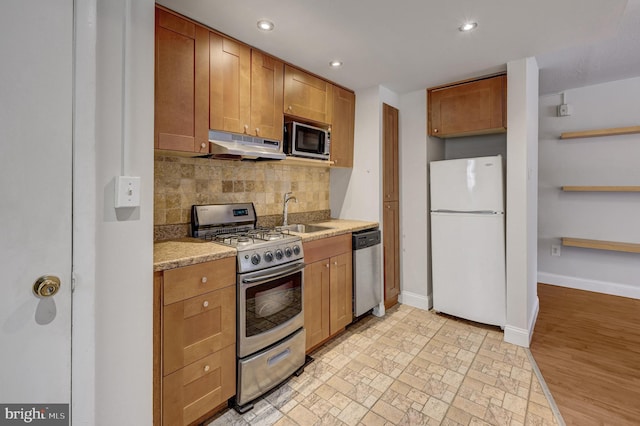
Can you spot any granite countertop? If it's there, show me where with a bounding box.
[153,238,236,272]
[289,219,379,242]
[153,219,379,271]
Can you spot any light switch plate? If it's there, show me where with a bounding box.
[115,176,141,208]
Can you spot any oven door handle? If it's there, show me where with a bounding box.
[241,262,306,284]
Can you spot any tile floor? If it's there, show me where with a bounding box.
[207,305,562,426]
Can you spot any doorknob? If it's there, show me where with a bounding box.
[33,275,61,297]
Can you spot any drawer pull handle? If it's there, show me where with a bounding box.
[204,365,210,372]
[268,348,290,366]
[201,277,207,284]
[203,301,209,308]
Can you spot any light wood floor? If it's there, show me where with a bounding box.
[531,283,640,426]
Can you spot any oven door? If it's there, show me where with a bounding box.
[238,261,305,358]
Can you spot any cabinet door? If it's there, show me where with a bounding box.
[303,260,330,351]
[383,103,399,201]
[250,51,284,141]
[163,286,236,376]
[329,251,353,333]
[428,75,506,138]
[162,345,235,426]
[330,86,355,168]
[284,65,333,124]
[383,201,400,308]
[210,33,251,134]
[155,8,209,153]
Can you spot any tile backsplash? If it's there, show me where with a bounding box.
[154,154,331,240]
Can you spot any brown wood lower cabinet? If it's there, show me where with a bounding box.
[154,257,236,426]
[303,234,352,352]
[162,345,235,426]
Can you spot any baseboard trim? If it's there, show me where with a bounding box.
[398,291,431,311]
[504,296,539,348]
[538,272,640,300]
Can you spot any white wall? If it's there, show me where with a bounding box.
[330,85,400,315]
[74,0,155,424]
[397,90,430,309]
[505,57,539,347]
[330,86,381,221]
[538,77,640,297]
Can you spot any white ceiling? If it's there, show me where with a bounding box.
[156,0,639,95]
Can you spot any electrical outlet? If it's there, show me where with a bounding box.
[551,244,561,257]
[557,104,573,117]
[115,176,141,208]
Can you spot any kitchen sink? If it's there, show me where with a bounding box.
[278,224,332,233]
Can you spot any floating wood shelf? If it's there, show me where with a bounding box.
[560,125,640,140]
[561,186,640,192]
[562,237,640,254]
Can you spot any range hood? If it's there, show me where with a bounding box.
[208,130,285,160]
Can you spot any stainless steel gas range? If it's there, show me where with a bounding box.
[191,203,306,413]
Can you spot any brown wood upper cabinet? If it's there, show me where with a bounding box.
[284,65,333,124]
[154,7,209,154]
[330,86,355,168]
[428,74,506,138]
[383,104,399,201]
[210,35,284,141]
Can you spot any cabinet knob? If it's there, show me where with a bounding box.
[201,277,207,284]
[287,105,292,111]
[200,142,206,149]
[325,263,329,268]
[334,159,338,164]
[334,261,338,266]
[433,128,439,133]
[203,301,209,308]
[204,365,210,372]
[255,127,259,135]
[244,124,249,133]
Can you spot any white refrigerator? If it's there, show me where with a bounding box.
[429,155,505,327]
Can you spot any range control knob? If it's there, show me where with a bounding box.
[284,247,293,258]
[275,249,283,260]
[292,245,301,256]
[264,251,274,262]
[251,253,261,265]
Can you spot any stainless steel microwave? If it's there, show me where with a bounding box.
[284,121,330,160]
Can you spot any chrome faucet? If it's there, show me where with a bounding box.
[283,192,297,226]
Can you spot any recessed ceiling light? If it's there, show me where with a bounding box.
[257,20,274,31]
[329,60,343,68]
[459,22,478,32]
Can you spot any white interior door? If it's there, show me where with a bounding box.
[0,0,72,410]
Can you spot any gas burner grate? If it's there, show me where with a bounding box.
[213,233,258,247]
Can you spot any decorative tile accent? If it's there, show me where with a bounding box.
[205,305,562,426]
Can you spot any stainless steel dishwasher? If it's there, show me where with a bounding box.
[352,228,382,317]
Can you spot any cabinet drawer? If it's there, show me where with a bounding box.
[162,344,235,426]
[163,285,236,376]
[303,233,351,264]
[163,257,235,305]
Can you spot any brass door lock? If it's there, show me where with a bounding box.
[33,275,61,297]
